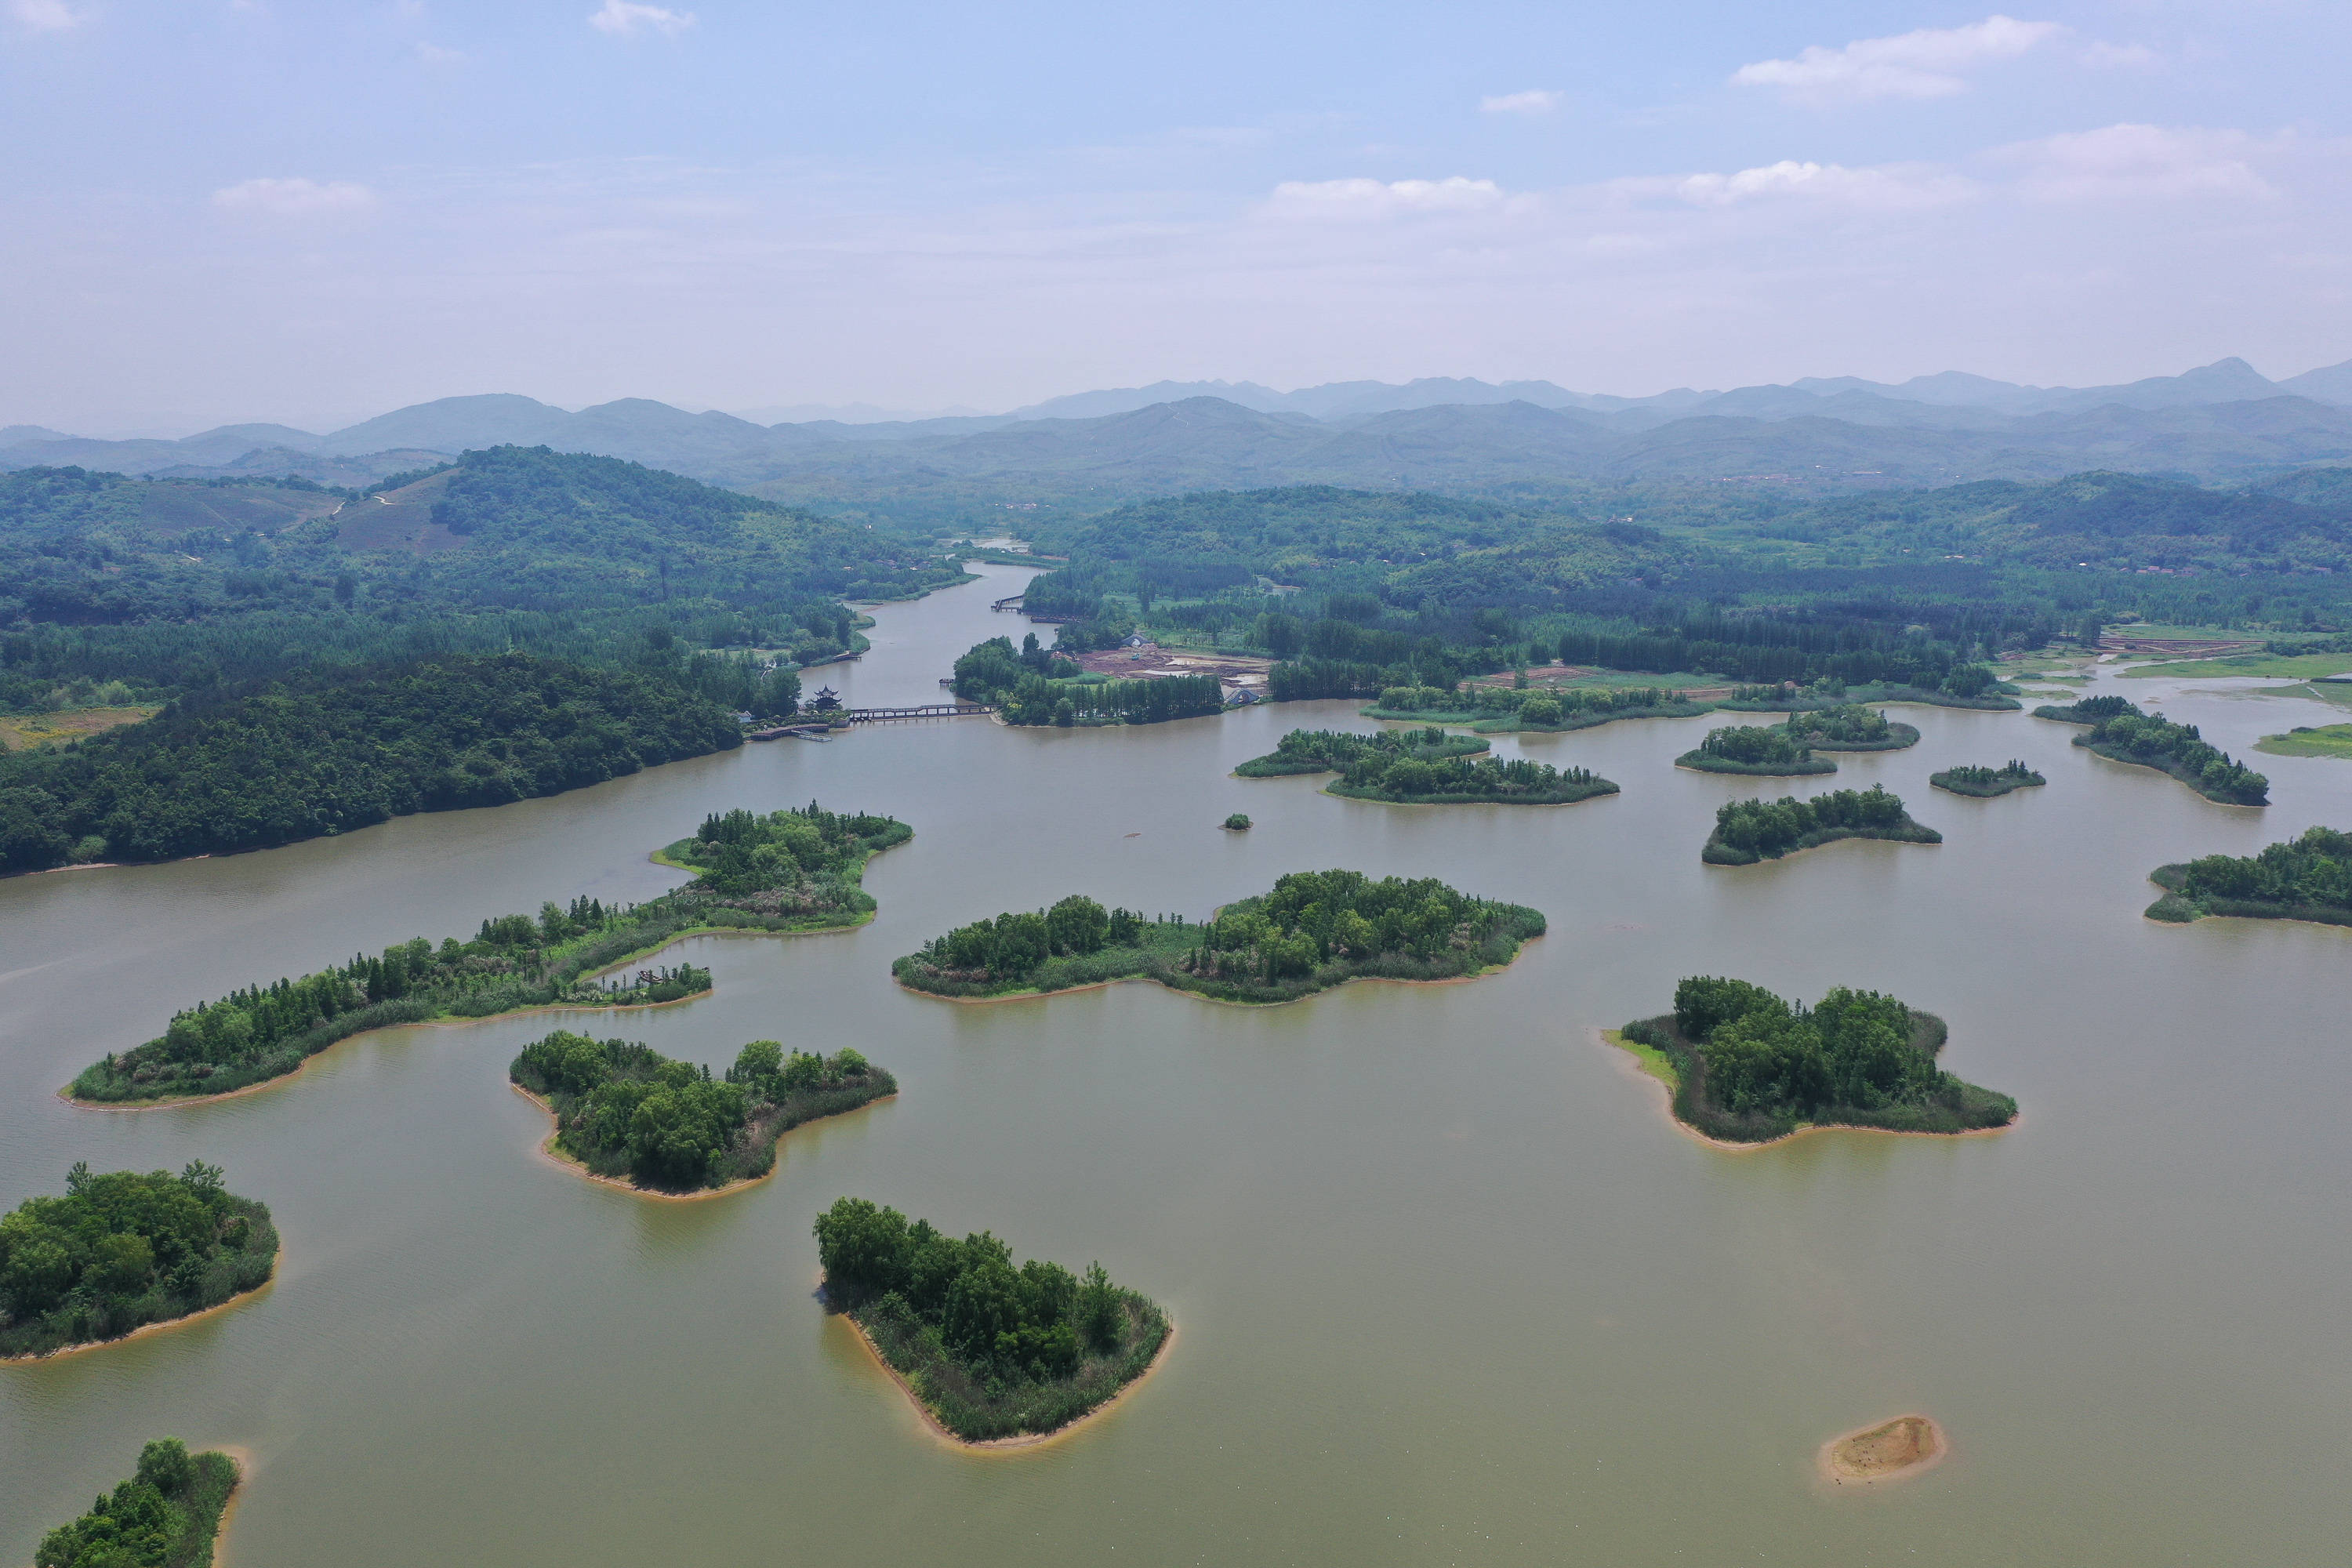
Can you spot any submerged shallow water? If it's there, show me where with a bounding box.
[5,569,2350,1566]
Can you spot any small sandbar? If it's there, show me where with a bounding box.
[1820,1414,1947,1486]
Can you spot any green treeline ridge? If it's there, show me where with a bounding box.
[33,1439,241,1568]
[1704,786,1941,865]
[1621,977,2016,1143]
[895,869,1545,1004]
[1232,725,1489,777]
[814,1196,1169,1442]
[1,1163,276,1360]
[70,802,909,1103]
[0,652,742,874]
[2067,700,2269,804]
[2146,825,2352,925]
[511,1032,893,1192]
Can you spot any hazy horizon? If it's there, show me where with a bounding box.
[7,2,2350,434]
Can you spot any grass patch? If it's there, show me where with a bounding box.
[1602,1026,1679,1091]
[2123,652,2352,681]
[2255,723,2352,759]
[0,705,161,752]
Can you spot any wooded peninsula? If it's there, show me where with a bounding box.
[1614,977,2016,1143]
[1702,787,1941,865]
[2037,695,2268,804]
[2145,826,2352,926]
[67,801,909,1104]
[1,1163,275,1361]
[893,870,1545,1004]
[31,1439,241,1568]
[815,1196,1170,1443]
[511,1031,893,1193]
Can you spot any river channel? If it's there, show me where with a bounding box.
[4,562,2350,1565]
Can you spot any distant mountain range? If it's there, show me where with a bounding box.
[7,358,2352,511]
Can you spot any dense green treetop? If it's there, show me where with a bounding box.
[34,1438,241,1568]
[0,652,742,873]
[1235,725,1488,775]
[1331,750,1614,804]
[1,1163,276,1360]
[2076,701,2269,804]
[1690,724,1819,768]
[1781,704,1901,745]
[672,802,913,901]
[1706,786,1938,863]
[2173,826,2352,913]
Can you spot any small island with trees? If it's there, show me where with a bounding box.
[31,1439,241,1568]
[1361,682,1705,733]
[2038,696,2267,804]
[1676,724,1837,776]
[1932,760,2045,797]
[1611,976,2016,1143]
[67,801,910,1105]
[1,1163,277,1361]
[1233,726,1487,778]
[1778,703,1920,751]
[1326,752,1617,805]
[894,870,1545,1004]
[815,1196,1171,1445]
[2144,826,2352,927]
[510,1031,895,1195]
[1703,787,1941,865]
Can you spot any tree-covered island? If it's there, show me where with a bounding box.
[31,1439,241,1568]
[1703,787,1941,865]
[2057,699,2270,804]
[1675,724,1837,776]
[1363,683,1708,734]
[2144,826,2352,926]
[1325,752,1617,805]
[894,870,1545,1004]
[67,801,910,1105]
[1778,703,1921,751]
[1932,760,2046,797]
[2,1163,276,1360]
[815,1196,1170,1443]
[1613,977,2016,1143]
[510,1032,893,1194]
[1232,725,1488,778]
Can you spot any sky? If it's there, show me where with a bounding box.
[4,1,2350,434]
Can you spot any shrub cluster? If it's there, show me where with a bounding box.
[34,1439,240,1568]
[1,1163,276,1359]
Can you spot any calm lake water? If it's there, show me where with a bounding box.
[5,567,2350,1566]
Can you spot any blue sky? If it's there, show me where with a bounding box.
[4,2,2348,431]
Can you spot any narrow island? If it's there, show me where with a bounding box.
[815,1196,1170,1445]
[510,1031,895,1194]
[893,870,1545,1004]
[1719,673,2020,713]
[1702,786,1941,865]
[67,801,911,1105]
[2143,826,2352,927]
[1675,724,1836,777]
[2051,699,2268,804]
[31,1439,241,1568]
[1233,725,1487,778]
[1821,1414,1947,1486]
[1931,760,2046,797]
[1326,751,1617,805]
[2,1163,277,1361]
[1778,703,1920,751]
[1612,976,2016,1143]
[1362,682,1707,732]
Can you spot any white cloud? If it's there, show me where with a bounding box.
[1265,176,1507,220]
[1732,15,2063,103]
[212,177,380,216]
[1999,124,2276,201]
[589,0,695,37]
[11,0,80,31]
[1481,90,1560,116]
[2080,40,2158,70]
[1655,159,1976,212]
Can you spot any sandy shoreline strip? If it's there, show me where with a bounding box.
[512,1082,895,1203]
[1595,1028,2016,1153]
[2,1277,277,1366]
[837,1311,1174,1455]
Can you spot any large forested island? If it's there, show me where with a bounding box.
[510,1031,893,1194]
[2145,826,2352,926]
[1233,725,1487,777]
[2038,695,2269,804]
[895,870,1545,1004]
[1703,787,1941,865]
[1676,724,1836,776]
[31,1439,241,1568]
[1,1163,276,1360]
[67,801,909,1104]
[1933,761,2045,797]
[1778,703,1920,751]
[0,652,746,875]
[1614,977,2016,1143]
[814,1196,1170,1444]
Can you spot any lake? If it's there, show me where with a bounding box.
[5,565,2350,1565]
